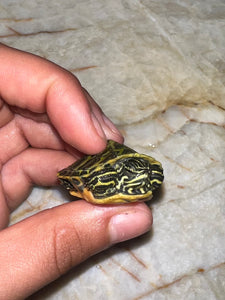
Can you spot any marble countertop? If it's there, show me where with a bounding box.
[1,1,225,299]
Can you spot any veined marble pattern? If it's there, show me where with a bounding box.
[1,1,225,299]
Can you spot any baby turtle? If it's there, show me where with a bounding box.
[57,140,164,204]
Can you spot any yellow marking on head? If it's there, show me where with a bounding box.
[69,190,83,198]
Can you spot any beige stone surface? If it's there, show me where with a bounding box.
[1,1,225,299]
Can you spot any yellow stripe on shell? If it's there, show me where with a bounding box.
[74,188,153,204]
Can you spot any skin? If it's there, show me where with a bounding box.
[0,43,152,300]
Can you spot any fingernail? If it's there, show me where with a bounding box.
[91,113,106,140]
[102,115,123,139]
[109,209,152,244]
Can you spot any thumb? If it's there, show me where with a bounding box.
[0,201,152,300]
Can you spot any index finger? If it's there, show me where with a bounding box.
[0,44,122,154]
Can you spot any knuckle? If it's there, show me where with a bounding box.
[51,220,86,276]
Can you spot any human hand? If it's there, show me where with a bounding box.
[0,44,152,299]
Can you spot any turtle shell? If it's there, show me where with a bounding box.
[57,140,164,204]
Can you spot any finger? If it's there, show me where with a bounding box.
[0,116,62,165]
[0,201,152,299]
[2,148,75,210]
[83,89,124,143]
[0,44,123,154]
[0,113,83,167]
[14,114,64,150]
